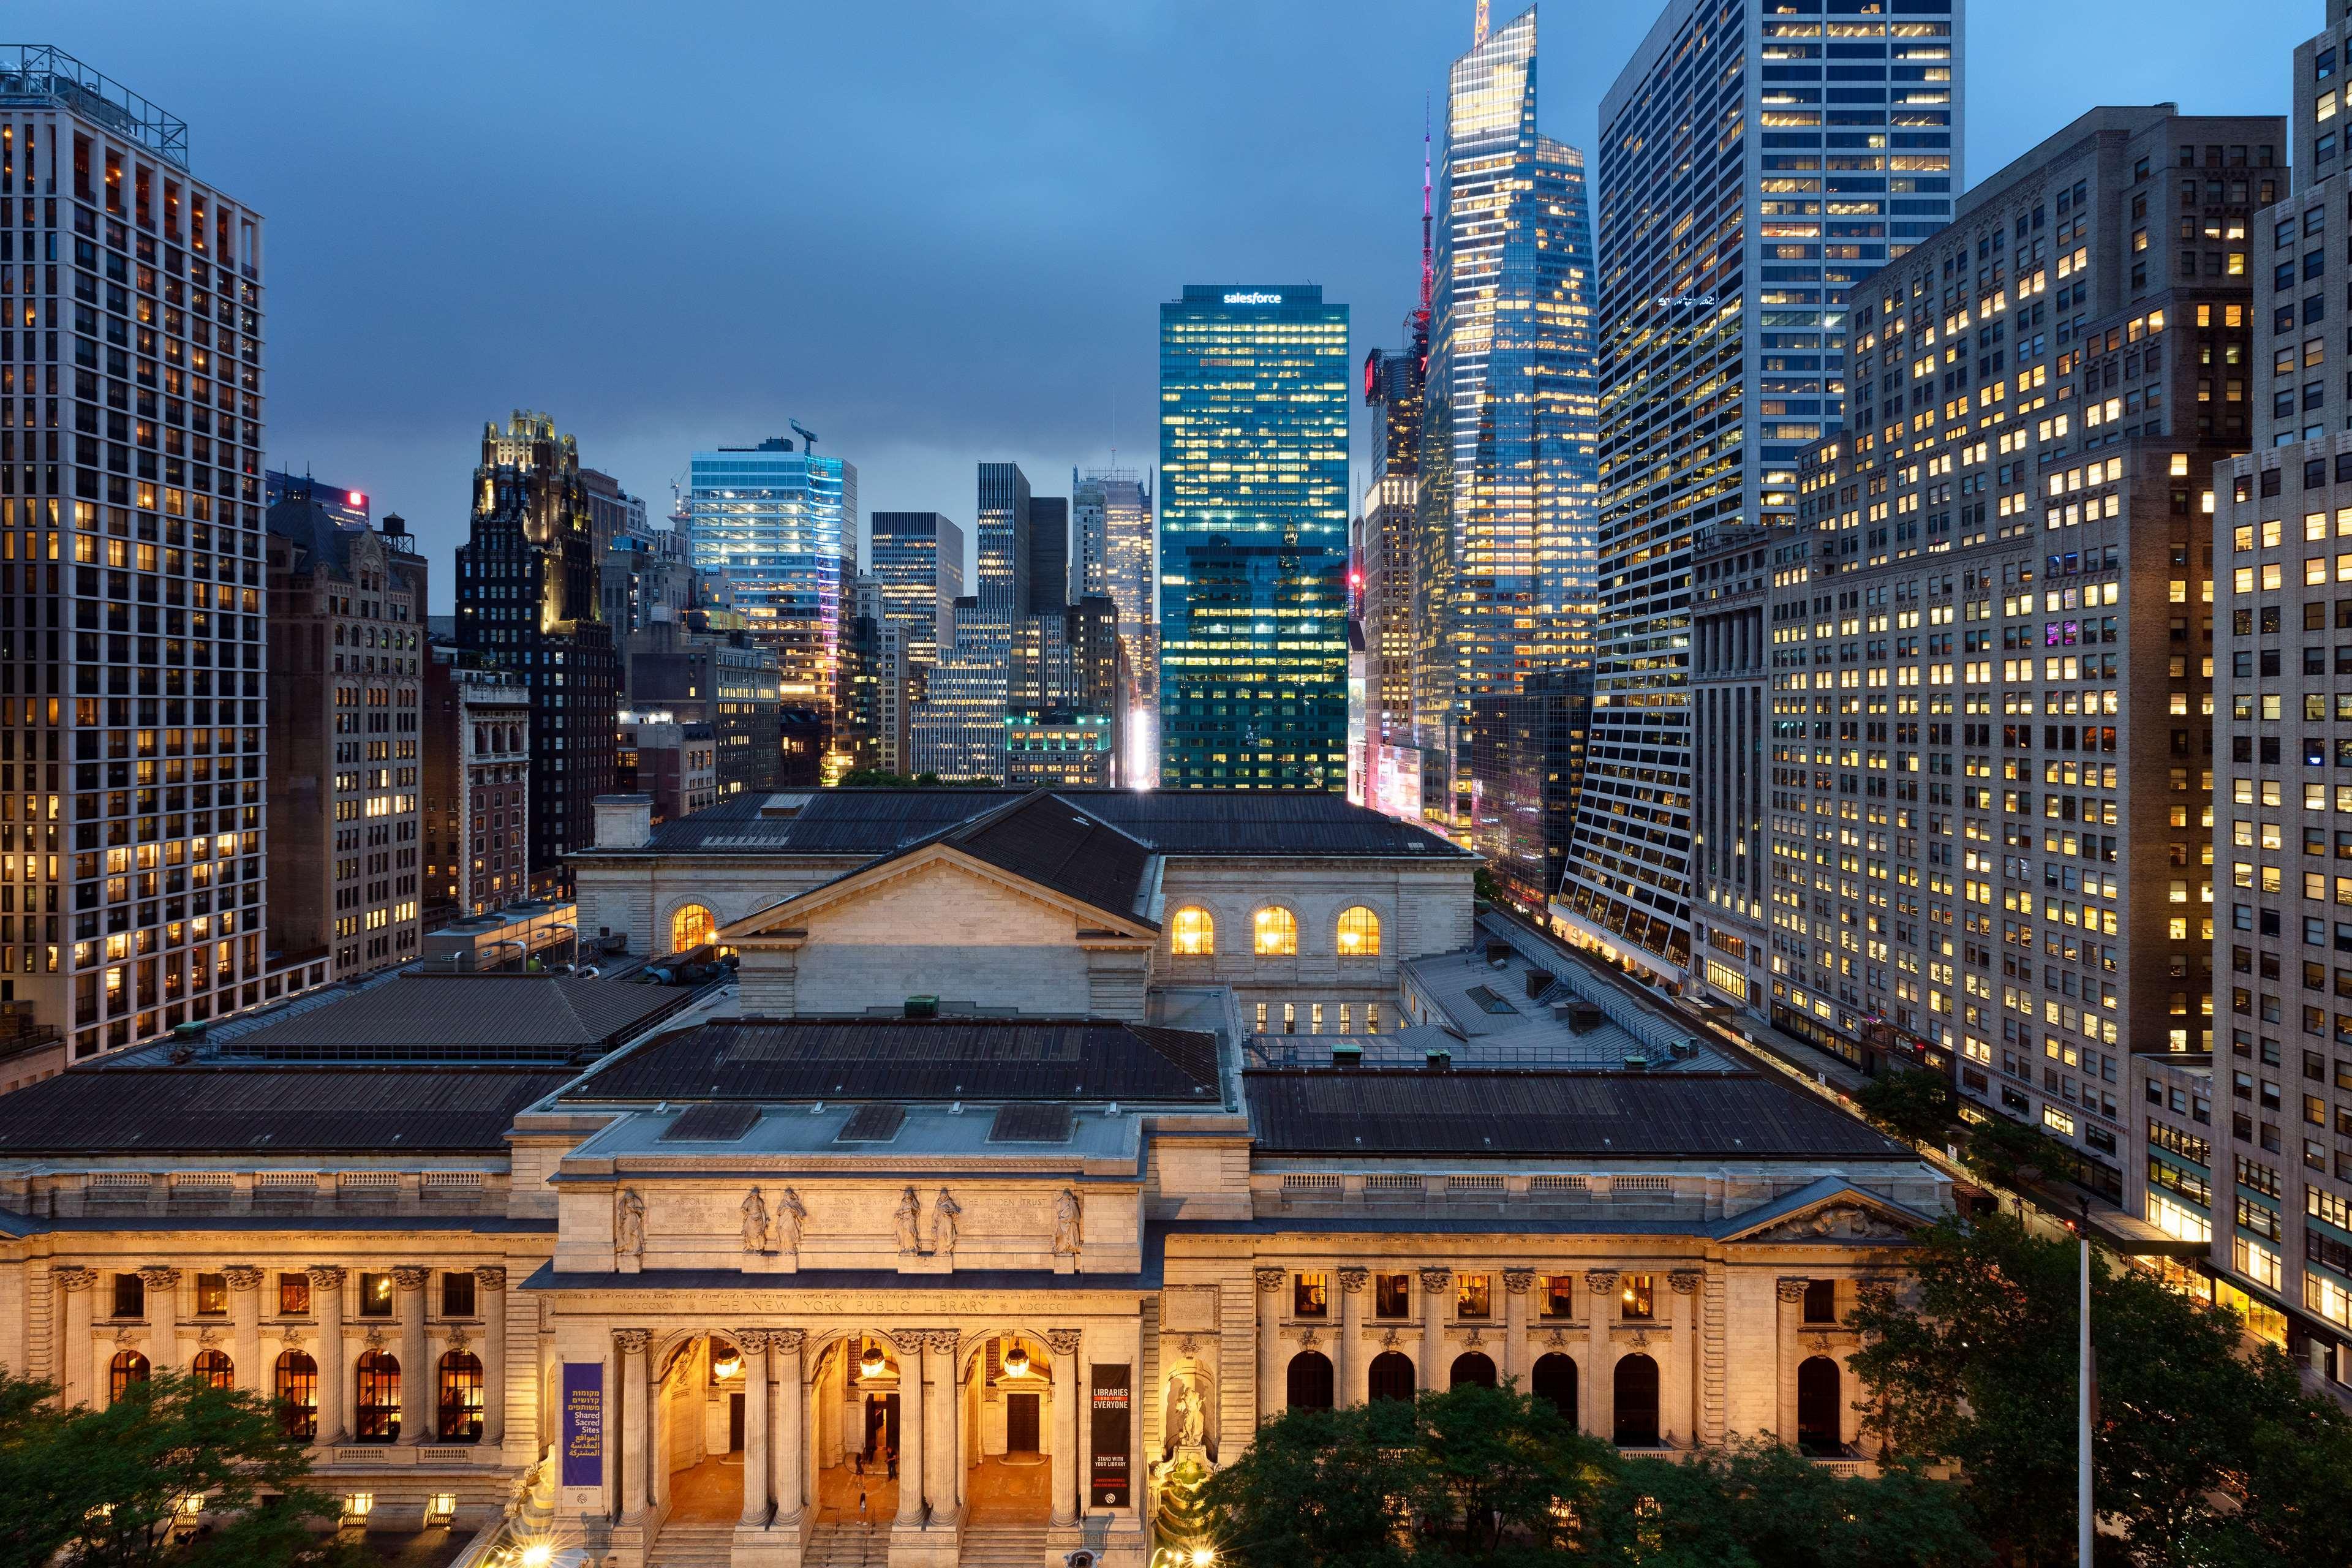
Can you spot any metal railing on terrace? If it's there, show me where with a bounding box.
[0,47,188,168]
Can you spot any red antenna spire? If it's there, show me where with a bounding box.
[1420,99,1434,319]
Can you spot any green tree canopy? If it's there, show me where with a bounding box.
[0,1369,363,1568]
[1847,1211,2352,1567]
[1852,1065,1958,1148]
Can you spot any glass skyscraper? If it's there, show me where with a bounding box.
[1557,0,1960,978]
[684,437,858,771]
[1415,4,1599,838]
[870,511,965,669]
[1158,285,1351,790]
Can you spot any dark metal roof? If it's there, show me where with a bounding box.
[989,1103,1074,1144]
[836,1104,907,1142]
[0,1067,569,1155]
[567,1018,1222,1104]
[1242,1069,1912,1159]
[617,788,1472,861]
[936,793,1156,926]
[224,973,693,1063]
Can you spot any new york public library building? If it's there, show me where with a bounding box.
[0,789,1949,1568]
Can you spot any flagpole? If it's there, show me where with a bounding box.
[2078,1197,2093,1564]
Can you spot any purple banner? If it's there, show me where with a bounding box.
[561,1362,605,1488]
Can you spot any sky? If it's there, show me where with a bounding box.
[12,0,2314,611]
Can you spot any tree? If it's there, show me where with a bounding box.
[1847,1212,2352,1567]
[1956,1112,2076,1191]
[1853,1066,1958,1148]
[1592,1439,1986,1568]
[0,1369,361,1568]
[1199,1384,1613,1568]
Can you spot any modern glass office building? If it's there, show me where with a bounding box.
[1415,4,1599,839]
[1158,284,1351,790]
[1557,0,1960,978]
[684,437,858,767]
[870,511,964,668]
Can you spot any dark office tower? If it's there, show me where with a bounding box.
[455,412,619,894]
[1159,285,1352,791]
[1028,496,1069,616]
[1561,0,1964,981]
[870,511,965,668]
[264,499,427,982]
[975,462,1032,622]
[578,467,646,562]
[0,49,270,1061]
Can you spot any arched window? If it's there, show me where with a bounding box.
[1449,1352,1496,1390]
[193,1349,233,1390]
[275,1350,318,1439]
[354,1351,401,1443]
[1796,1356,1844,1456]
[1367,1351,1416,1403]
[438,1350,484,1442]
[1285,1351,1334,1411]
[108,1350,150,1403]
[1336,906,1382,956]
[1253,906,1297,956]
[1170,907,1215,956]
[671,903,717,954]
[1532,1353,1577,1423]
[1611,1354,1660,1448]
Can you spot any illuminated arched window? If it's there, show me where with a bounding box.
[1336,907,1382,956]
[437,1350,484,1442]
[1253,906,1297,957]
[354,1351,401,1444]
[193,1349,233,1390]
[275,1350,318,1439]
[109,1350,150,1403]
[671,903,716,954]
[1170,907,1215,956]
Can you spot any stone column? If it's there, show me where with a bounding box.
[394,1266,431,1443]
[139,1266,181,1374]
[1047,1328,1082,1528]
[1667,1272,1702,1447]
[476,1267,508,1448]
[1417,1268,1450,1391]
[772,1330,807,1523]
[1502,1269,1534,1390]
[1336,1269,1368,1406]
[926,1330,961,1526]
[892,1330,927,1526]
[224,1267,264,1395]
[56,1268,94,1408]
[1253,1268,1284,1423]
[737,1330,772,1528]
[617,1329,652,1521]
[1583,1270,1618,1440]
[1774,1279,1806,1444]
[310,1267,347,1445]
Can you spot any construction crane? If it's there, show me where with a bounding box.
[790,418,818,453]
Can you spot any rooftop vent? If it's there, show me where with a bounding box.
[836,1104,907,1144]
[661,1104,761,1143]
[1425,1047,1453,1072]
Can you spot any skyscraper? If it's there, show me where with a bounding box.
[1158,284,1351,790]
[1559,0,1962,977]
[1028,494,1069,616]
[0,48,271,1058]
[1074,469,1156,778]
[906,464,1037,780]
[870,511,965,669]
[1414,5,1599,840]
[683,433,858,776]
[455,413,620,892]
[264,497,427,981]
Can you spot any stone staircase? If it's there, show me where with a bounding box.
[804,1521,889,1568]
[646,1521,736,1568]
[957,1523,1052,1568]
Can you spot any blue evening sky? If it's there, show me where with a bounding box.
[8,1,2312,606]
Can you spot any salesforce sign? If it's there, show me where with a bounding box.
[1221,290,1284,305]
